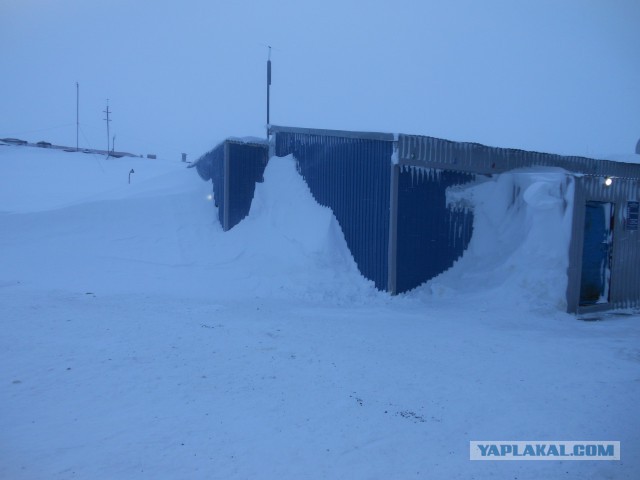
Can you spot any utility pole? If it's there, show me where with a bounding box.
[266,46,271,138]
[103,100,111,158]
[76,82,79,151]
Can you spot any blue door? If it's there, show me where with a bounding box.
[580,201,614,306]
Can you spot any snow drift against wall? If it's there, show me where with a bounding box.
[422,168,575,311]
[0,146,375,303]
[208,155,375,301]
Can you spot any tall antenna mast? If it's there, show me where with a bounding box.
[76,82,79,151]
[266,46,272,138]
[103,99,111,158]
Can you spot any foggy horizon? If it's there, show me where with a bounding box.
[2,0,639,160]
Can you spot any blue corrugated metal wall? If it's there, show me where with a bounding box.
[226,142,269,230]
[211,146,225,227]
[194,142,225,226]
[194,126,639,311]
[275,132,392,290]
[395,166,475,293]
[194,143,220,183]
[194,140,268,231]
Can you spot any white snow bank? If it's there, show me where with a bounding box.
[0,145,182,213]
[421,168,575,311]
[238,156,347,259]
[0,147,375,303]
[205,155,375,301]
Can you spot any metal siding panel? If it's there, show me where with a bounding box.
[388,165,400,293]
[223,142,230,231]
[274,131,392,290]
[225,141,269,231]
[567,178,585,313]
[395,167,475,293]
[196,140,268,231]
[609,181,640,309]
[398,134,640,179]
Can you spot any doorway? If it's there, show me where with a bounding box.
[579,201,615,306]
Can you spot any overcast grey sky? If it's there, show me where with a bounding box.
[1,0,639,160]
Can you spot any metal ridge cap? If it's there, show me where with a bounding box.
[269,124,395,142]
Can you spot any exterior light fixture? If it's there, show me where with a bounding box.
[604,177,613,187]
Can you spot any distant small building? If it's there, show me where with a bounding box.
[1,138,28,145]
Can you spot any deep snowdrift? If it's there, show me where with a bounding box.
[424,168,574,311]
[0,145,375,303]
[212,154,376,301]
[0,145,606,309]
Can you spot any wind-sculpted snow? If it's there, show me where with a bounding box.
[0,145,375,303]
[430,168,575,311]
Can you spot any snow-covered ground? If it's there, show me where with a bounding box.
[1,145,639,479]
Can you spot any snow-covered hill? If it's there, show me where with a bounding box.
[1,145,638,479]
